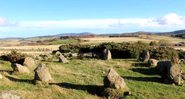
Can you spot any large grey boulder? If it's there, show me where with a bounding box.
[103,68,130,98]
[11,63,30,74]
[34,63,52,83]
[59,54,69,63]
[103,49,112,60]
[156,61,182,85]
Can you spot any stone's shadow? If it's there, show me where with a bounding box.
[0,70,13,74]
[50,82,105,97]
[131,67,158,75]
[128,67,162,83]
[132,62,148,67]
[5,75,34,84]
[124,76,161,83]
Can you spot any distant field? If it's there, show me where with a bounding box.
[81,35,184,44]
[0,45,60,50]
[0,39,21,47]
[81,37,154,43]
[0,35,184,55]
[81,36,185,51]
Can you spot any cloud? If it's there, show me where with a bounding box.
[19,19,118,29]
[0,17,17,27]
[17,13,185,29]
[1,13,185,30]
[155,13,185,26]
[18,18,160,29]
[0,18,7,26]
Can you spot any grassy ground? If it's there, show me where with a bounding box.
[0,59,185,99]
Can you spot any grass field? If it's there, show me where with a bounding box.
[0,58,185,99]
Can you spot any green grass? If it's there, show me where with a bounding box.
[0,59,185,99]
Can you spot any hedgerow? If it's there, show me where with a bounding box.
[58,41,183,60]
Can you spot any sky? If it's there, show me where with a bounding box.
[0,0,185,38]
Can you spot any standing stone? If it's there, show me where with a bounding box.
[59,54,69,63]
[103,68,130,98]
[34,63,52,83]
[141,50,150,62]
[103,49,112,60]
[11,63,30,74]
[23,57,36,70]
[169,64,182,85]
[148,59,158,67]
[104,68,129,89]
[156,61,182,85]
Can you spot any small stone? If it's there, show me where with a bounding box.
[59,54,69,63]
[148,59,158,67]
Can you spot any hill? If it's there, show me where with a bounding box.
[0,29,185,47]
[156,29,185,39]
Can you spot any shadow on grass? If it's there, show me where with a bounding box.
[124,76,161,83]
[131,67,159,75]
[50,82,104,97]
[0,69,13,74]
[132,62,148,67]
[5,75,34,84]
